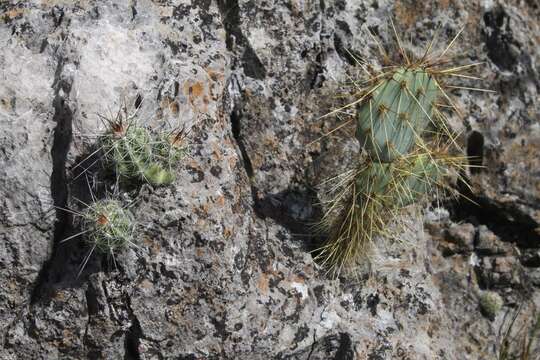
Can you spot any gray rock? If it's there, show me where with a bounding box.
[520,249,540,268]
[0,11,56,345]
[0,0,539,359]
[447,223,476,250]
[475,225,511,256]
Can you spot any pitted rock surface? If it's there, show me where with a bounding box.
[1,1,539,359]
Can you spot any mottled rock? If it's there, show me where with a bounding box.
[0,10,56,343]
[521,249,540,268]
[448,223,476,249]
[476,255,522,290]
[0,0,539,359]
[475,225,511,256]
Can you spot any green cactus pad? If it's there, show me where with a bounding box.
[394,154,444,206]
[81,199,135,254]
[356,68,440,162]
[353,154,445,207]
[354,162,394,196]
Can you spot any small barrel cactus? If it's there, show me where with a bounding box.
[101,125,153,180]
[479,291,503,320]
[81,199,136,254]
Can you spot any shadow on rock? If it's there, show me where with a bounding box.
[254,186,324,251]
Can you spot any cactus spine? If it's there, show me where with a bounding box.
[315,26,482,275]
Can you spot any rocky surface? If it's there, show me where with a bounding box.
[1,0,539,359]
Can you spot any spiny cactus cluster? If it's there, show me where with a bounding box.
[315,25,484,275]
[63,102,189,273]
[81,199,136,254]
[99,114,187,186]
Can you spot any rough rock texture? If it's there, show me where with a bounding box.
[1,1,539,359]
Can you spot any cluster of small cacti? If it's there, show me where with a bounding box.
[99,113,187,186]
[315,25,483,275]
[63,103,189,273]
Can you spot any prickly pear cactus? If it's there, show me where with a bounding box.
[356,68,439,162]
[395,153,443,206]
[315,26,483,275]
[354,162,394,196]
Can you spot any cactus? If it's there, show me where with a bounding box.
[58,197,138,276]
[316,175,391,273]
[479,291,503,320]
[314,24,486,275]
[354,162,394,196]
[63,101,189,275]
[99,118,187,187]
[392,152,446,207]
[71,99,190,188]
[356,68,440,162]
[101,125,153,181]
[81,199,136,254]
[143,163,175,186]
